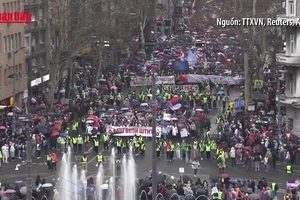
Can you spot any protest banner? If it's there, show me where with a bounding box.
[162,84,199,92]
[107,126,161,137]
[130,77,152,87]
[156,76,175,85]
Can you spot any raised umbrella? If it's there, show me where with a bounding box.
[34,115,42,120]
[5,189,16,194]
[220,173,229,179]
[87,115,97,120]
[110,86,117,90]
[235,143,244,148]
[60,132,68,137]
[248,193,259,200]
[20,186,27,195]
[0,126,6,130]
[51,131,59,137]
[42,183,53,188]
[55,103,63,108]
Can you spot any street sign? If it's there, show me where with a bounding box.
[179,167,184,173]
[254,80,263,88]
[235,100,244,107]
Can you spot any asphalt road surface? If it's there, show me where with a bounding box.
[0,89,292,199]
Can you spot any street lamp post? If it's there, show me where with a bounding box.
[7,47,26,134]
[151,73,157,200]
[21,116,33,200]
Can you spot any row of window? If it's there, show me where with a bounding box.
[3,32,22,53]
[290,34,295,54]
[2,0,21,13]
[289,0,295,16]
[0,64,23,86]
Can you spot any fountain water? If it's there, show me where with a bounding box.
[71,165,78,200]
[96,164,104,199]
[80,169,87,200]
[109,147,116,200]
[123,148,136,200]
[57,146,138,200]
[58,147,72,200]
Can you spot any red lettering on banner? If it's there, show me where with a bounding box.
[183,85,198,92]
[107,126,161,137]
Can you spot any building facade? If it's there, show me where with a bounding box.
[277,0,300,133]
[24,0,48,97]
[0,0,27,106]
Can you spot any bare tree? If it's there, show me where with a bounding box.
[44,0,117,109]
[208,0,276,110]
[130,0,149,51]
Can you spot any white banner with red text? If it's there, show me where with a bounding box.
[155,76,175,85]
[130,76,175,86]
[162,84,199,92]
[107,126,161,137]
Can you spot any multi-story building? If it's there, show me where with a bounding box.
[0,0,27,106]
[24,0,48,94]
[277,0,300,133]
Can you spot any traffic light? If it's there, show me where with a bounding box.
[195,42,205,48]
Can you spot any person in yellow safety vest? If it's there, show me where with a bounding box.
[217,151,226,173]
[72,123,77,134]
[140,142,146,156]
[72,137,78,153]
[202,95,207,108]
[81,155,88,170]
[271,182,278,196]
[116,139,122,154]
[286,164,292,176]
[77,135,83,152]
[205,143,211,160]
[264,156,270,173]
[222,95,227,110]
[229,101,234,110]
[170,143,175,161]
[156,143,161,158]
[58,136,66,152]
[210,141,217,159]
[46,153,52,170]
[93,139,99,154]
[103,133,109,151]
[134,139,140,155]
[217,190,223,200]
[96,153,103,167]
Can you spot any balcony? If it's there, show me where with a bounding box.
[277,15,299,24]
[25,20,46,33]
[24,0,45,7]
[31,44,46,55]
[279,95,300,106]
[277,53,300,66]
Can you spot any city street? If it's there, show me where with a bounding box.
[0,89,293,199]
